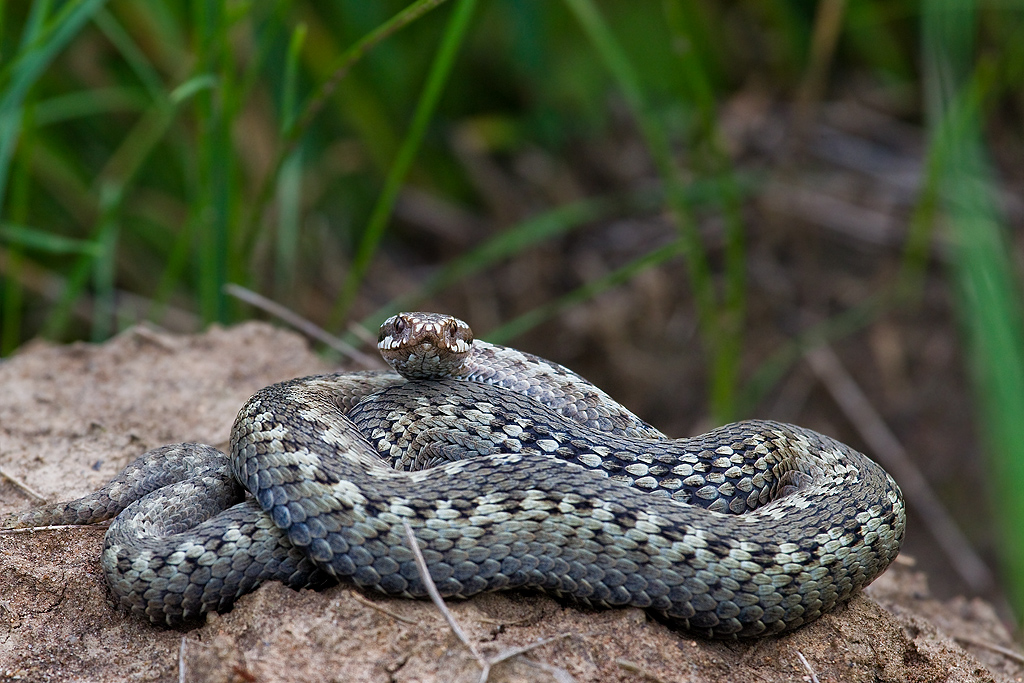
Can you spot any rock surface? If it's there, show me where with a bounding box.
[0,323,1020,682]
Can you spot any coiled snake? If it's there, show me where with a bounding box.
[1,312,905,638]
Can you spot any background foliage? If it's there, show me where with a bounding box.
[3,0,1024,627]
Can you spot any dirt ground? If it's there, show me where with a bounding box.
[1,322,1022,683]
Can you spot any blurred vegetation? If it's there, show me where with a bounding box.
[3,0,1024,623]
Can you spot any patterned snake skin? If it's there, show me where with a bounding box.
[1,313,906,637]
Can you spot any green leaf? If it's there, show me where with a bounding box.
[0,223,101,255]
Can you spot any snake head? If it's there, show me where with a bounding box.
[377,312,474,379]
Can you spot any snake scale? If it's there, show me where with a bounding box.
[1,312,905,638]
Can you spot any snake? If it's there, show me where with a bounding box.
[1,312,906,638]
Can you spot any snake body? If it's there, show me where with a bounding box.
[2,313,905,637]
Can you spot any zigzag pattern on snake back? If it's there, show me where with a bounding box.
[1,312,906,638]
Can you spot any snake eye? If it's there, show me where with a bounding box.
[446,320,458,339]
[394,316,406,334]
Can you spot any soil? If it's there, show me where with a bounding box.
[1,322,1021,683]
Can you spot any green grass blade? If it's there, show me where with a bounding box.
[273,23,307,300]
[38,69,207,341]
[192,3,233,325]
[0,223,101,254]
[33,87,145,126]
[169,74,218,104]
[281,23,307,135]
[924,0,1024,618]
[1,104,34,357]
[40,243,97,339]
[662,0,748,421]
[288,0,451,141]
[485,239,688,346]
[562,0,714,319]
[90,184,121,341]
[237,0,452,274]
[92,8,165,102]
[13,0,50,52]
[0,245,23,356]
[564,0,747,421]
[738,294,890,416]
[0,0,109,221]
[347,173,755,343]
[149,214,193,326]
[275,147,303,299]
[352,186,667,336]
[942,133,1024,614]
[328,0,478,330]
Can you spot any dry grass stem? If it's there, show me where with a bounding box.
[349,591,421,625]
[0,523,103,535]
[178,637,187,683]
[402,520,489,680]
[223,283,381,369]
[520,657,577,683]
[346,319,381,347]
[400,520,575,682]
[955,635,1024,665]
[0,468,47,502]
[123,323,182,352]
[615,658,671,683]
[804,343,993,593]
[796,650,821,683]
[487,633,574,666]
